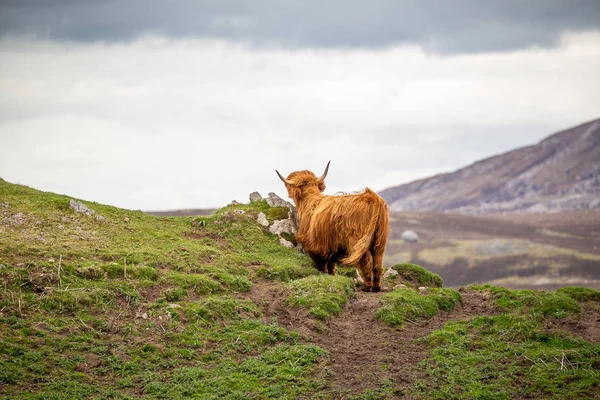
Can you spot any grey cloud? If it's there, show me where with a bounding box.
[1,1,599,53]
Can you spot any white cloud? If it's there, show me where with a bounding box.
[0,32,599,209]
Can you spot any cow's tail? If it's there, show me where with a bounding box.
[340,201,379,267]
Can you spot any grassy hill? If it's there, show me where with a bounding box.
[1,178,600,399]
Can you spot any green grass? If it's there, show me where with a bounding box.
[470,284,581,318]
[416,314,600,399]
[0,178,329,399]
[557,286,600,302]
[256,263,319,282]
[376,288,462,326]
[388,263,443,288]
[287,274,355,320]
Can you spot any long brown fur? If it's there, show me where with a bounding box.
[278,167,390,292]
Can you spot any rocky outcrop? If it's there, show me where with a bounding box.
[252,191,301,251]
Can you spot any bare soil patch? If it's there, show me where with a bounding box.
[247,279,496,397]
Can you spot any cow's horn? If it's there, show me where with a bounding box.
[318,160,331,182]
[276,170,293,185]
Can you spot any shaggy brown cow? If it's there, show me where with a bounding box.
[276,161,389,292]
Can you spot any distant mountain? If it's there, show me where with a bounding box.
[380,118,600,214]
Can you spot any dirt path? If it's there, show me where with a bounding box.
[246,280,496,398]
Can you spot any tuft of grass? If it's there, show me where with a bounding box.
[287,274,355,319]
[265,206,290,222]
[160,272,222,295]
[182,296,261,325]
[417,314,600,399]
[257,264,319,282]
[470,284,581,318]
[376,288,462,327]
[389,263,443,288]
[557,286,600,302]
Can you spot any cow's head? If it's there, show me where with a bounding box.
[276,161,330,203]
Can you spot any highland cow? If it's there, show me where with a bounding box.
[276,161,389,292]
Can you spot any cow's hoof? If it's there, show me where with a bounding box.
[362,286,372,292]
[372,286,381,293]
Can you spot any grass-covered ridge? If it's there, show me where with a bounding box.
[388,262,443,288]
[376,287,462,326]
[470,284,581,318]
[287,274,355,320]
[0,179,328,399]
[414,284,599,399]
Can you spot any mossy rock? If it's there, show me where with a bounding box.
[390,263,443,288]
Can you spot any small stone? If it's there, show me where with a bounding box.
[269,218,296,236]
[142,312,148,320]
[383,268,398,278]
[256,212,269,227]
[158,316,163,320]
[8,212,25,225]
[0,202,9,208]
[48,258,55,263]
[401,230,419,243]
[249,192,262,203]
[124,217,129,223]
[234,209,245,214]
[279,237,295,248]
[168,303,181,309]
[230,200,240,206]
[418,286,428,293]
[69,199,95,215]
[58,224,64,230]
[165,311,172,320]
[95,215,106,222]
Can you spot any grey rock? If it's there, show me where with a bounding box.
[401,230,419,243]
[279,237,295,248]
[69,199,96,216]
[95,215,106,222]
[167,303,181,309]
[141,313,149,320]
[249,192,263,203]
[234,210,246,214]
[256,212,269,227]
[383,268,399,278]
[265,192,289,208]
[6,212,26,225]
[230,200,240,206]
[269,218,296,236]
[0,202,9,208]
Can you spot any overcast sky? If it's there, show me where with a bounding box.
[1,1,599,210]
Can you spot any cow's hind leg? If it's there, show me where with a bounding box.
[357,252,373,292]
[372,251,384,292]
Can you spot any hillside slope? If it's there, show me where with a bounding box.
[380,118,600,214]
[2,179,600,399]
